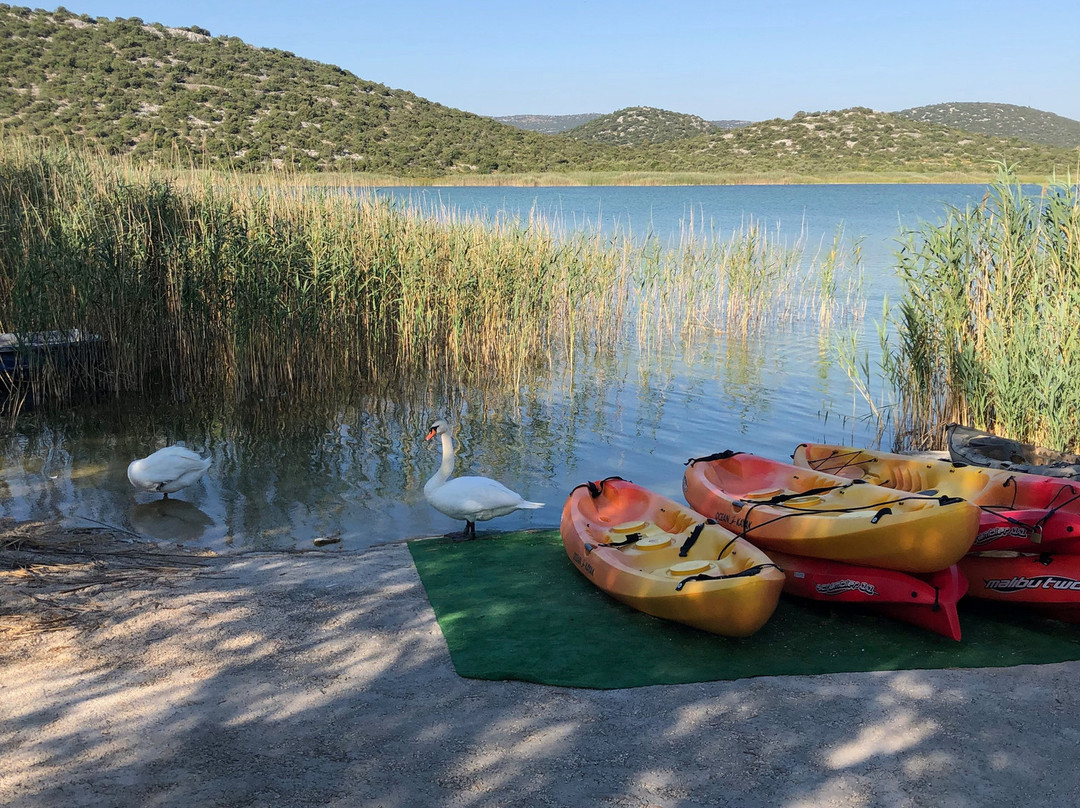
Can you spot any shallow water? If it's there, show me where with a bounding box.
[0,184,992,551]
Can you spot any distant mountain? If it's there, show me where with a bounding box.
[709,120,753,130]
[894,103,1080,149]
[566,106,719,146]
[494,114,602,134]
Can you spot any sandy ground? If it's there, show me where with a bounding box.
[3,521,1080,808]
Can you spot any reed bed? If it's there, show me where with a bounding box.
[0,138,858,412]
[877,166,1080,450]
[632,216,864,353]
[0,139,631,408]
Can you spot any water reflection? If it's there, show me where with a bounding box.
[129,499,214,542]
[0,324,884,552]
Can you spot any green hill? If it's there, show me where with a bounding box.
[566,106,719,146]
[895,103,1080,149]
[0,6,1077,179]
[494,113,601,133]
[0,5,624,174]
[641,108,1079,175]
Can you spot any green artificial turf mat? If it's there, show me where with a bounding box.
[408,529,1080,689]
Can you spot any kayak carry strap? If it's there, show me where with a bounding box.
[678,523,706,557]
[685,450,741,466]
[675,563,779,591]
[571,476,628,498]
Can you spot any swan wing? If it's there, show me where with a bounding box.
[129,447,211,488]
[427,475,542,521]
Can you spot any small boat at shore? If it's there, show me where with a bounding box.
[560,477,785,637]
[958,551,1080,623]
[0,329,103,374]
[946,424,1080,479]
[766,550,967,640]
[682,450,979,573]
[793,443,1080,553]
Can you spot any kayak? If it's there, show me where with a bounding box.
[682,450,979,572]
[958,551,1080,623]
[793,443,1080,553]
[767,550,967,640]
[560,476,785,637]
[947,424,1080,479]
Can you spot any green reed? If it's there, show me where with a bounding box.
[632,215,863,353]
[875,165,1080,450]
[0,139,633,407]
[0,138,856,411]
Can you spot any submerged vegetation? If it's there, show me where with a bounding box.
[871,167,1080,450]
[0,138,857,415]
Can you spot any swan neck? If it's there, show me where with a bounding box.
[425,431,456,491]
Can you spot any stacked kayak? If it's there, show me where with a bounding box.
[793,443,1080,552]
[793,442,1080,621]
[560,477,785,637]
[766,550,968,641]
[682,450,979,572]
[682,450,979,639]
[954,551,1080,623]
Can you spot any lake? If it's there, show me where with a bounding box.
[0,184,990,551]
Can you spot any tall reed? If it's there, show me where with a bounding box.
[0,137,858,413]
[632,216,863,352]
[0,139,631,408]
[876,165,1080,450]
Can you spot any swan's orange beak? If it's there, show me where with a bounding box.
[426,428,437,440]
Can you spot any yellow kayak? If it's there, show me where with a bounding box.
[560,477,785,637]
[682,450,980,572]
[793,442,1080,552]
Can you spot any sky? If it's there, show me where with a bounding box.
[64,0,1080,123]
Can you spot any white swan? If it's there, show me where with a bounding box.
[424,419,543,539]
[127,445,212,499]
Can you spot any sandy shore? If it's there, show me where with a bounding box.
[3,523,1080,808]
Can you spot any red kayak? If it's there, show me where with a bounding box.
[767,550,967,641]
[958,552,1080,623]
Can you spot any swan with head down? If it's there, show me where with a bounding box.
[127,445,212,499]
[424,419,543,539]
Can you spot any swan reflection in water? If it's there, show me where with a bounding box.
[130,498,214,542]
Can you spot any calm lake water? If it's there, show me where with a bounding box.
[0,184,991,551]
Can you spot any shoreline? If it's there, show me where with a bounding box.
[225,170,1048,189]
[3,520,1080,806]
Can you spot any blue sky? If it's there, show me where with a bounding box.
[66,0,1080,122]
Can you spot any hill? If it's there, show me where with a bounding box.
[0,5,626,174]
[566,106,719,146]
[0,6,1077,178]
[494,113,601,134]
[642,108,1080,175]
[894,103,1080,149]
[496,113,752,135]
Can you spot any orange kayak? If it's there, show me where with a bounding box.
[793,443,1080,553]
[767,550,967,641]
[560,477,785,637]
[682,450,979,572]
